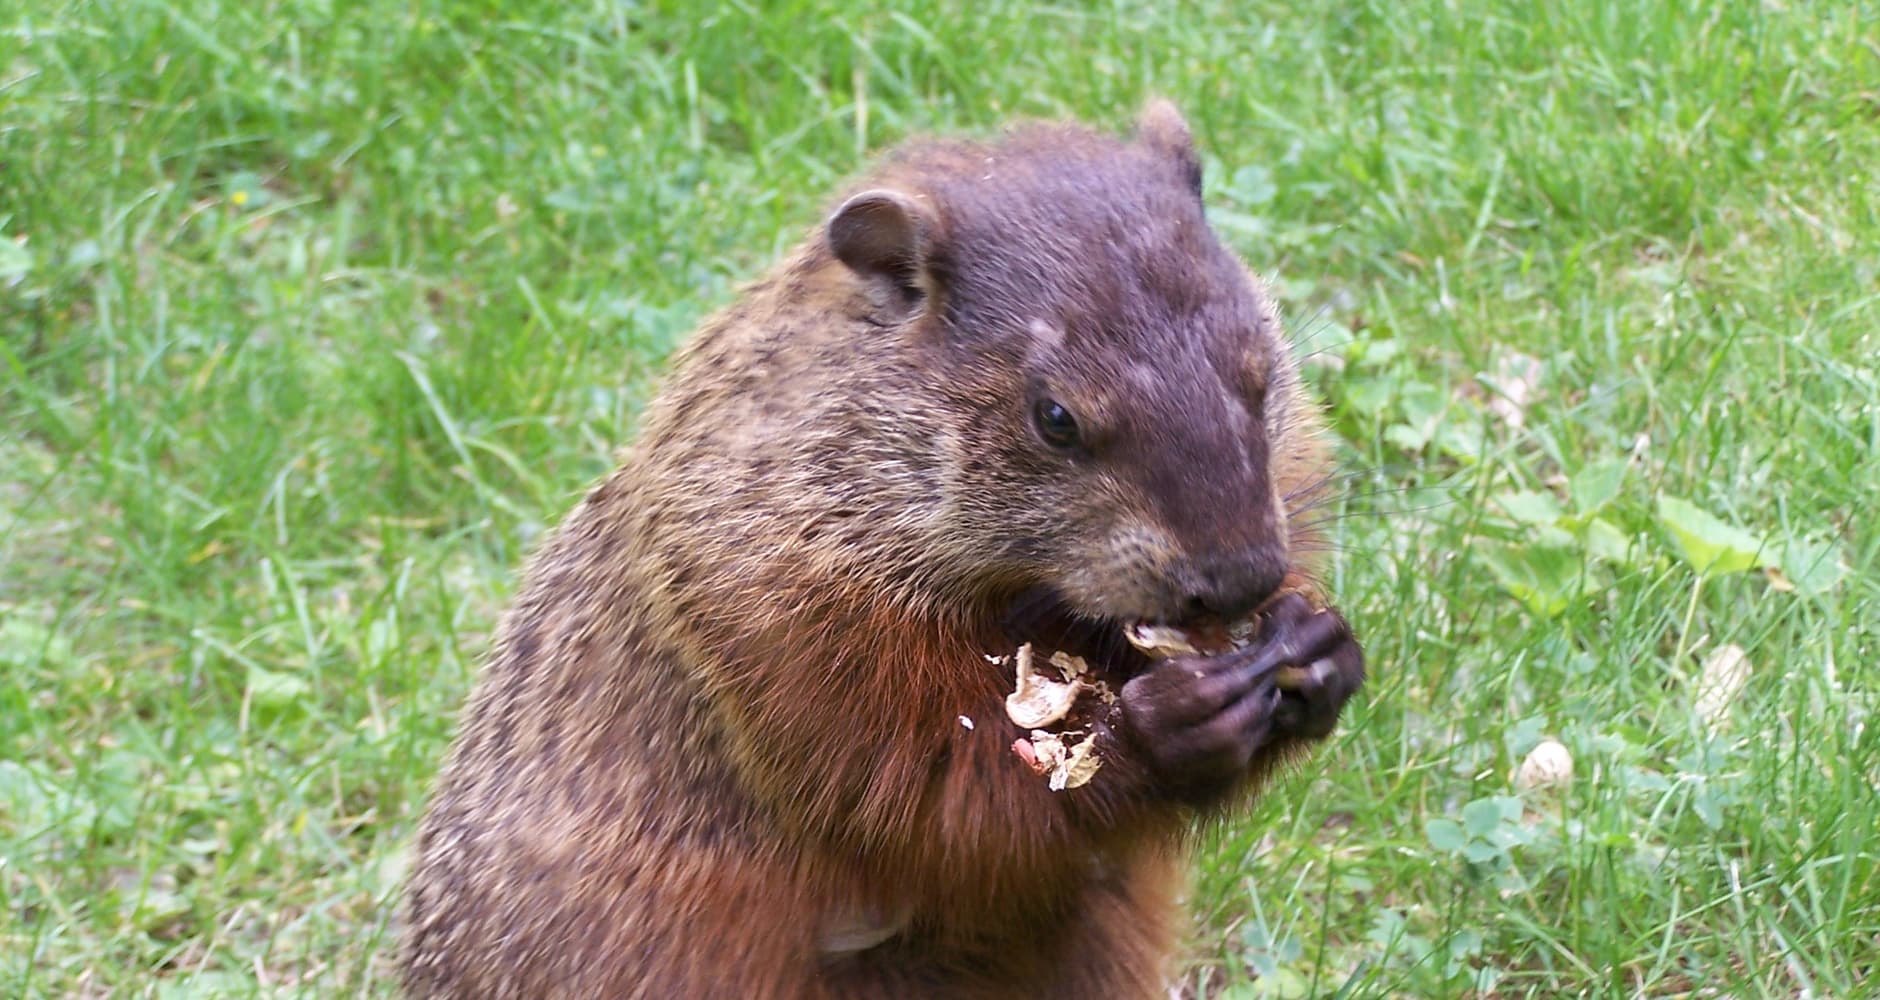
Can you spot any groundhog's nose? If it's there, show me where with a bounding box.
[1178,552,1287,623]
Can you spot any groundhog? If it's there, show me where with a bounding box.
[400,102,1365,999]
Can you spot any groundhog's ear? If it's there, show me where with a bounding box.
[1137,100,1203,198]
[828,189,935,319]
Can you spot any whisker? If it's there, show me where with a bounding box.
[1284,470,1436,503]
[1292,498,1455,531]
[1287,478,1455,515]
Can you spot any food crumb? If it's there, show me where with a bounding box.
[1050,732,1102,790]
[1000,643,1111,789]
[1004,644,1088,729]
[1011,737,1046,775]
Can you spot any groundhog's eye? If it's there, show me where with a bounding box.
[1033,398,1081,449]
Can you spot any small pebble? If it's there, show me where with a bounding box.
[1515,738,1573,791]
[1694,644,1751,727]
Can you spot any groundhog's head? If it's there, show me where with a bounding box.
[825,104,1321,647]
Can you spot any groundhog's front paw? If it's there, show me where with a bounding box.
[1257,592,1365,740]
[1116,640,1284,796]
[1116,593,1364,796]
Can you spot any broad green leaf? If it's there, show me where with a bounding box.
[1569,459,1628,513]
[1462,798,1506,838]
[1486,825,1525,850]
[1463,840,1503,864]
[1448,929,1486,957]
[1477,542,1592,617]
[1435,420,1488,464]
[1502,716,1546,757]
[1470,966,1506,995]
[1494,490,1565,526]
[1343,376,1394,419]
[1354,336,1404,367]
[1398,381,1447,432]
[1253,968,1312,999]
[1656,496,1765,577]
[1425,818,1467,852]
[247,664,311,708]
[1385,381,1450,451]
[1385,423,1430,452]
[1691,785,1724,830]
[1778,537,1848,596]
[1581,517,1635,565]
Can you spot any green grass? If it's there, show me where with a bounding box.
[3,1,1876,996]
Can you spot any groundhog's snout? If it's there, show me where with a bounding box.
[1174,547,1289,623]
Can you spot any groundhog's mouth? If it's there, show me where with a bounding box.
[998,588,1155,687]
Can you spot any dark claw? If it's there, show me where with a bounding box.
[1231,597,1343,680]
[1257,601,1365,739]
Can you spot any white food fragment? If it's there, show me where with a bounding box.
[1514,738,1574,791]
[1694,643,1751,728]
[1048,649,1118,704]
[1001,644,1111,789]
[1049,731,1103,790]
[1125,618,1263,660]
[958,715,974,730]
[1004,643,1088,729]
[1124,623,1205,658]
[1126,616,1323,689]
[1048,650,1092,678]
[1027,730,1068,772]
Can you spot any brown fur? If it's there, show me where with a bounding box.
[401,105,1352,999]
